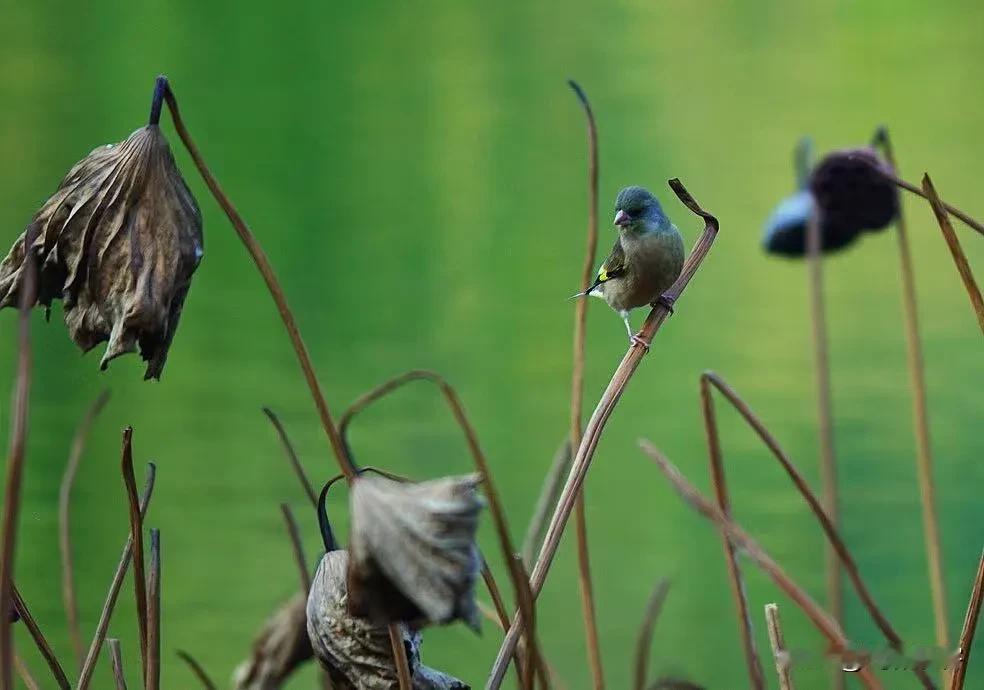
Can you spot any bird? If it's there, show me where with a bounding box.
[574,186,685,348]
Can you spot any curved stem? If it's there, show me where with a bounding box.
[159,77,357,481]
[765,604,795,690]
[950,550,984,690]
[699,376,765,689]
[486,179,720,689]
[280,504,310,593]
[640,441,883,690]
[388,624,412,690]
[120,427,148,678]
[568,78,605,690]
[176,650,218,690]
[885,171,984,236]
[922,174,984,334]
[874,129,950,685]
[632,578,669,690]
[59,389,110,669]
[107,639,127,690]
[149,75,166,126]
[0,222,37,690]
[340,370,537,687]
[78,464,157,690]
[263,407,318,507]
[145,529,161,690]
[11,585,70,689]
[703,371,936,690]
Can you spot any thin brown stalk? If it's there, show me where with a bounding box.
[805,211,843,650]
[875,128,950,681]
[0,222,37,690]
[922,174,984,334]
[765,604,794,690]
[263,407,318,508]
[568,78,605,690]
[78,463,157,690]
[702,371,936,690]
[522,439,572,568]
[14,651,40,690]
[280,504,310,592]
[59,389,111,667]
[158,76,357,481]
[340,369,535,687]
[632,578,669,690]
[487,178,720,689]
[177,650,218,689]
[482,559,530,689]
[511,556,543,690]
[388,623,412,690]
[699,377,764,690]
[884,171,984,236]
[950,550,984,690]
[639,440,882,690]
[11,584,70,689]
[120,427,148,676]
[108,638,128,690]
[146,528,161,690]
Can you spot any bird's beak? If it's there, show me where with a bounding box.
[614,210,631,228]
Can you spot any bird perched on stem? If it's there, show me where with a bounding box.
[574,186,685,348]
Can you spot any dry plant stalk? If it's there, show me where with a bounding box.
[639,441,883,690]
[157,76,357,480]
[521,439,572,568]
[509,556,542,690]
[487,178,720,689]
[805,211,843,650]
[701,372,935,690]
[567,78,605,690]
[883,171,984,236]
[58,389,110,667]
[921,174,984,335]
[950,550,984,690]
[632,578,669,690]
[281,504,311,593]
[146,529,162,690]
[388,624,413,690]
[108,638,128,690]
[121,427,149,676]
[263,407,319,508]
[699,376,764,689]
[0,223,37,690]
[764,604,794,690]
[177,649,218,689]
[78,463,156,690]
[874,129,950,681]
[11,584,71,689]
[14,651,41,690]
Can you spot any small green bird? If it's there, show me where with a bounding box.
[575,186,685,347]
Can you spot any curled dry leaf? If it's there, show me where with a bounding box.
[0,124,203,379]
[232,592,313,690]
[347,474,484,631]
[307,550,468,689]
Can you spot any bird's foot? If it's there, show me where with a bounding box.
[630,333,650,352]
[653,293,676,315]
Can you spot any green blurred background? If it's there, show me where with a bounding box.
[1,1,982,688]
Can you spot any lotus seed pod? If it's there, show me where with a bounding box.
[762,189,860,256]
[306,549,469,689]
[809,148,898,237]
[0,123,203,379]
[347,474,484,631]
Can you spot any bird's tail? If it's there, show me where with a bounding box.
[569,289,590,300]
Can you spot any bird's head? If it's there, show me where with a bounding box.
[613,186,668,232]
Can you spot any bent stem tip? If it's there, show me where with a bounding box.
[149,76,168,127]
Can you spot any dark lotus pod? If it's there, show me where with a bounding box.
[307,549,469,689]
[809,147,898,237]
[762,190,861,257]
[347,474,483,631]
[0,124,203,379]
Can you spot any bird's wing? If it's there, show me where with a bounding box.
[586,240,626,292]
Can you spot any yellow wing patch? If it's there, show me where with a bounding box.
[598,265,610,282]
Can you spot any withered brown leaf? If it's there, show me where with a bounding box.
[0,124,203,379]
[347,474,484,631]
[307,549,469,689]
